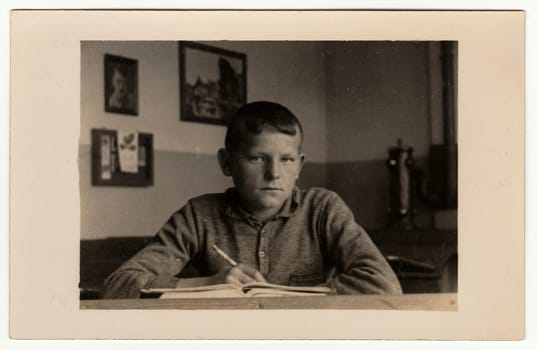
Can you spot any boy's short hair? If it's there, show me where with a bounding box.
[224,101,304,152]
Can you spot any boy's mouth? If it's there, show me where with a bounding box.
[260,187,283,191]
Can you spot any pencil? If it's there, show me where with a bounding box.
[212,244,238,267]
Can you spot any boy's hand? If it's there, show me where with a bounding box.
[212,264,267,286]
[174,264,266,289]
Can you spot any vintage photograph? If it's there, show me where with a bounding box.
[180,41,247,125]
[80,40,458,309]
[9,10,525,341]
[104,53,138,115]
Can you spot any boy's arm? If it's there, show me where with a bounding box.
[320,192,403,295]
[102,202,267,298]
[102,203,199,299]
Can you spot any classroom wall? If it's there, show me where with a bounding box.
[80,41,328,239]
[323,41,435,229]
[80,40,456,239]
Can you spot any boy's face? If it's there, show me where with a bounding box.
[222,129,305,220]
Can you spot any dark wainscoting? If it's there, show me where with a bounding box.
[80,237,151,299]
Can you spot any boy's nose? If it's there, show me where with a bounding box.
[265,160,281,180]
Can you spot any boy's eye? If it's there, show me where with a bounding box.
[281,157,295,163]
[248,156,264,163]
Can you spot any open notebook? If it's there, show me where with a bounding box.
[141,282,333,299]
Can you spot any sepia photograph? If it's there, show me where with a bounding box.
[8,10,525,341]
[79,40,458,309]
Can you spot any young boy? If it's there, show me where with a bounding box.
[103,101,402,298]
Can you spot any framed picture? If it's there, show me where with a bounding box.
[91,129,153,187]
[179,41,247,125]
[104,54,138,115]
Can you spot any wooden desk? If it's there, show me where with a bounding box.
[80,293,456,311]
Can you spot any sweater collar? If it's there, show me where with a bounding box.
[224,187,300,221]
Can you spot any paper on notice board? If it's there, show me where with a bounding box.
[100,134,112,180]
[117,130,139,173]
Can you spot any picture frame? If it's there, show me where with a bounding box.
[179,41,247,125]
[104,54,138,115]
[91,129,153,187]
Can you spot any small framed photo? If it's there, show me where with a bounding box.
[179,41,247,125]
[104,54,138,115]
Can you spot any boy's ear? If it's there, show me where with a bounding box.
[296,154,306,178]
[217,148,232,176]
